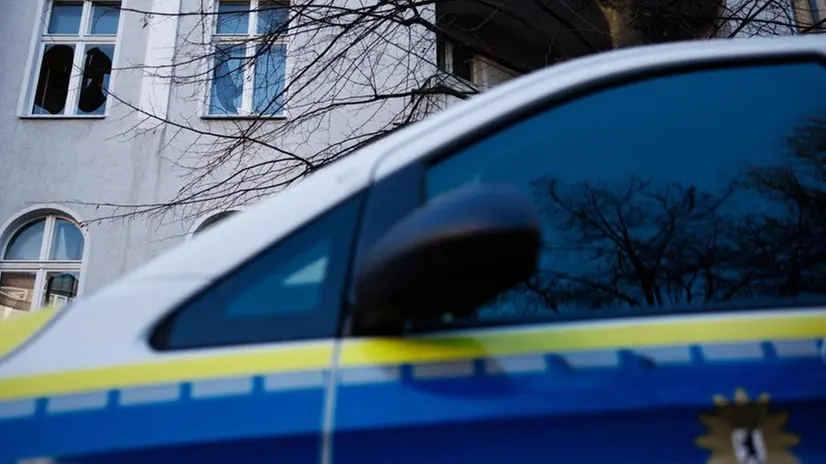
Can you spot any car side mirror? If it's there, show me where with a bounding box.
[353,184,542,333]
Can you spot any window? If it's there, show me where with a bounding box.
[438,40,516,90]
[424,61,826,327]
[440,41,474,82]
[151,194,363,350]
[0,215,85,319]
[28,1,120,116]
[471,56,517,90]
[207,0,289,117]
[193,210,240,236]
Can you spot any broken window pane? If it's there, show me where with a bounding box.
[257,1,289,35]
[216,1,250,35]
[89,2,121,35]
[77,44,114,115]
[253,44,286,115]
[47,2,83,34]
[32,44,75,115]
[209,44,246,115]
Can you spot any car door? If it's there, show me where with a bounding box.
[330,42,826,463]
[0,194,364,463]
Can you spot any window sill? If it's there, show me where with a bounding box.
[18,114,107,120]
[201,114,287,121]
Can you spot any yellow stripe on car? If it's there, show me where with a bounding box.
[2,309,824,403]
[340,310,826,366]
[0,341,334,401]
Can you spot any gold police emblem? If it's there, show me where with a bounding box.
[695,388,800,464]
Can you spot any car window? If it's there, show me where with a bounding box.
[152,194,363,350]
[424,61,826,326]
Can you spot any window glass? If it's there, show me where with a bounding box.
[4,220,46,260]
[216,1,250,35]
[0,272,37,314]
[209,44,246,115]
[156,194,363,350]
[425,61,826,324]
[49,219,84,260]
[76,45,114,115]
[225,240,331,317]
[43,272,79,308]
[47,2,83,34]
[209,0,289,117]
[33,44,76,115]
[253,44,286,115]
[257,1,288,34]
[89,2,121,35]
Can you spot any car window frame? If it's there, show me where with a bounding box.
[343,52,826,337]
[150,191,368,351]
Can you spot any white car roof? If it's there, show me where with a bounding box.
[3,35,824,376]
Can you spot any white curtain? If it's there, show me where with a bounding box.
[51,221,83,261]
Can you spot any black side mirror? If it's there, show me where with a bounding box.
[353,184,542,333]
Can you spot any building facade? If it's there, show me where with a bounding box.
[0,0,823,320]
[0,0,440,319]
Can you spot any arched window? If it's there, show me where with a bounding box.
[193,210,239,236]
[0,214,85,319]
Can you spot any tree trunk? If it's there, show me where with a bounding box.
[597,2,645,48]
[597,0,727,49]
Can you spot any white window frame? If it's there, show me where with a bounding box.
[471,55,518,90]
[442,42,465,81]
[203,0,291,119]
[0,215,85,313]
[442,42,518,90]
[21,0,122,118]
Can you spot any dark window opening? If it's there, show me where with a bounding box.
[77,45,114,115]
[33,44,75,115]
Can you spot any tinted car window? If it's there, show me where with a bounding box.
[425,61,826,324]
[152,194,363,350]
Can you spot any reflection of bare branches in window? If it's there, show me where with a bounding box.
[737,112,826,298]
[522,176,737,309]
[488,114,826,318]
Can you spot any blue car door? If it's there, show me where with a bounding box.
[330,52,826,462]
[0,193,364,463]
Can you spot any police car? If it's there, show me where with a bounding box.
[2,35,826,463]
